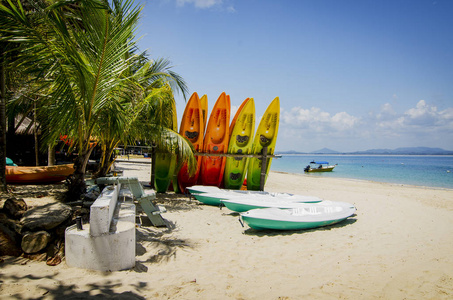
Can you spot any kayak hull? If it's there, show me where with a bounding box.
[241,205,356,230]
[192,193,224,206]
[200,92,230,187]
[224,98,255,189]
[155,152,177,193]
[193,190,323,208]
[241,216,349,230]
[177,92,204,193]
[6,164,74,184]
[154,97,178,193]
[247,97,280,190]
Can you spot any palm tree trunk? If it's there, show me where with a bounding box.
[66,147,93,201]
[33,100,39,166]
[48,144,55,166]
[0,48,7,192]
[150,145,156,189]
[95,145,115,178]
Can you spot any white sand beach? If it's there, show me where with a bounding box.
[1,160,453,299]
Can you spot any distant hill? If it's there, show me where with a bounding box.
[277,147,453,155]
[276,150,307,155]
[310,148,339,154]
[349,148,393,155]
[351,147,453,155]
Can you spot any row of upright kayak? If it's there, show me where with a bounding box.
[187,185,356,231]
[154,92,280,194]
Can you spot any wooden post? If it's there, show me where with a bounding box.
[259,146,268,191]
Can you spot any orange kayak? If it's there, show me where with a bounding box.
[177,92,204,193]
[6,164,74,184]
[200,92,230,187]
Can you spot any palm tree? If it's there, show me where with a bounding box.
[0,0,196,199]
[93,65,195,179]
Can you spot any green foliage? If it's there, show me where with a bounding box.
[0,0,197,190]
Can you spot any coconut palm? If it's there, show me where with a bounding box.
[0,0,196,199]
[93,59,195,179]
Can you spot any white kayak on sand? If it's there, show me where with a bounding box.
[194,191,322,207]
[222,196,344,212]
[187,185,270,196]
[186,185,224,195]
[240,203,356,230]
[187,185,323,207]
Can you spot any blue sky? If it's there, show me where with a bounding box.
[136,0,453,152]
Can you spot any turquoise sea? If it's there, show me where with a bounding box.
[271,155,453,189]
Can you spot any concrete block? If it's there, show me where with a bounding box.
[65,184,136,271]
[65,221,135,271]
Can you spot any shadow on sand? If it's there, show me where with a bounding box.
[0,256,148,299]
[154,192,202,212]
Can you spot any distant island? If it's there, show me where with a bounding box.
[277,147,453,155]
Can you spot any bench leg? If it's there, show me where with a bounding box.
[138,196,167,227]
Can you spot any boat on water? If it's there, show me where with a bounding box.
[6,164,74,184]
[304,161,337,172]
[240,203,356,230]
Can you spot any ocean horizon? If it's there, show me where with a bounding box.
[270,154,453,189]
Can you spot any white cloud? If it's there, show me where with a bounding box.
[331,111,359,131]
[175,0,236,12]
[282,106,360,133]
[377,100,453,130]
[226,5,236,13]
[403,100,438,125]
[376,103,396,120]
[176,0,223,9]
[277,100,453,152]
[439,107,453,123]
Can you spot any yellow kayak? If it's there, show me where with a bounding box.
[224,98,255,189]
[247,97,280,190]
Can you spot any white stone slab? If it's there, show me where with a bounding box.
[90,184,120,236]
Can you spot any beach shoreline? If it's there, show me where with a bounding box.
[116,157,453,191]
[272,170,453,192]
[1,162,452,299]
